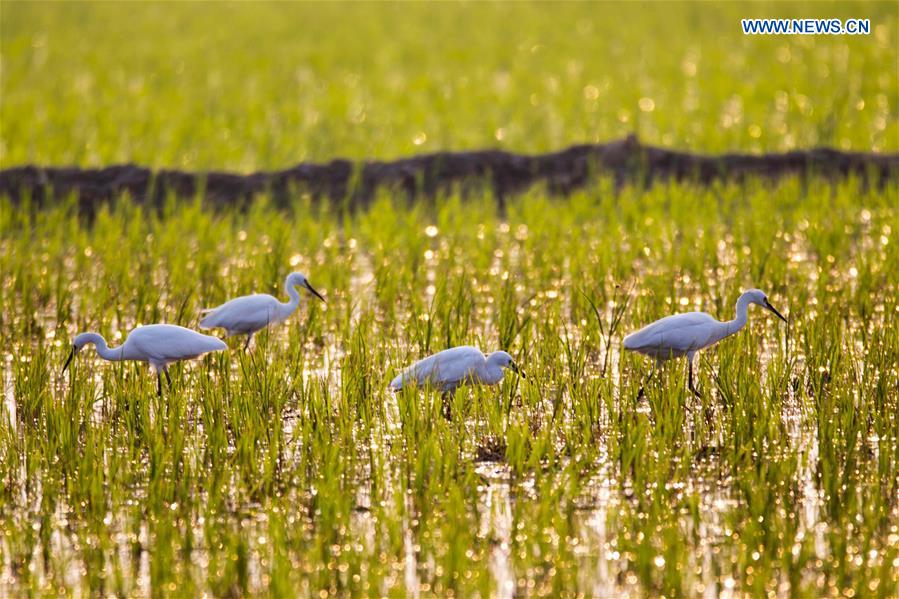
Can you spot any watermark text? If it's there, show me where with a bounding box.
[741,19,870,35]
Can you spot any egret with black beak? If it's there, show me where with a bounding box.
[62,324,227,396]
[623,289,787,397]
[200,272,325,350]
[390,346,524,418]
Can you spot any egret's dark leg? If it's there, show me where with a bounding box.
[441,389,455,421]
[244,333,253,351]
[688,359,702,399]
[637,363,656,399]
[442,394,452,421]
[156,372,163,397]
[164,369,172,387]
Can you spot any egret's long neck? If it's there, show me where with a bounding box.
[481,357,505,385]
[278,278,301,320]
[722,294,753,338]
[81,333,124,361]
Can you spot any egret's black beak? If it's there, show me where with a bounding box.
[509,361,525,379]
[305,281,326,303]
[62,346,75,373]
[764,299,788,323]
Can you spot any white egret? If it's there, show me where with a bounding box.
[62,324,227,396]
[390,346,524,417]
[199,272,325,349]
[623,289,787,397]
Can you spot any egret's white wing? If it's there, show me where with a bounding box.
[199,294,281,334]
[391,346,486,391]
[624,312,720,356]
[126,324,226,363]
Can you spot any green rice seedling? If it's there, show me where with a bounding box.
[1,175,897,595]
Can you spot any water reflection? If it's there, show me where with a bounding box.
[1,211,894,596]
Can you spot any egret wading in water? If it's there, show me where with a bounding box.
[200,272,325,350]
[390,346,524,418]
[623,289,787,397]
[62,324,227,396]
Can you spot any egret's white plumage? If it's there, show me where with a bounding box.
[199,272,325,349]
[623,289,787,395]
[62,324,227,395]
[390,346,522,395]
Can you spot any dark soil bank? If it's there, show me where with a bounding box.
[2,136,897,216]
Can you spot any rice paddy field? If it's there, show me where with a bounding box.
[1,1,898,598]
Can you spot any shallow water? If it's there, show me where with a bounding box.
[0,316,891,596]
[1,190,896,596]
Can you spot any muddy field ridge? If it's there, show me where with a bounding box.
[2,136,897,216]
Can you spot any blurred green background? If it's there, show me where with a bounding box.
[1,1,896,170]
[2,3,898,596]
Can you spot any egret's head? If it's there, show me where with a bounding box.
[288,272,326,303]
[744,289,787,323]
[62,333,95,372]
[488,351,525,378]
